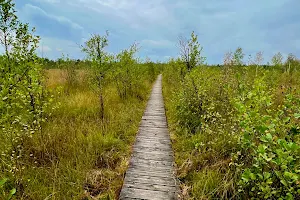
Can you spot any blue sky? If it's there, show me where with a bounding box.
[13,0,300,64]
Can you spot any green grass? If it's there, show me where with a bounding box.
[163,64,300,199]
[0,69,154,199]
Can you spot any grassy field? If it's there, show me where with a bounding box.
[0,68,155,199]
[163,64,300,199]
[0,3,161,198]
[1,1,300,199]
[1,3,299,197]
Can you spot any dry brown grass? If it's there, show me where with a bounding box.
[44,69,88,88]
[8,68,154,199]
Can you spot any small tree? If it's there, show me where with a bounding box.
[145,56,156,81]
[284,53,298,74]
[223,51,234,81]
[81,32,110,120]
[114,43,139,99]
[255,51,264,65]
[0,0,54,190]
[0,0,49,132]
[233,47,244,66]
[247,54,253,66]
[0,0,18,61]
[178,31,206,72]
[223,51,233,66]
[271,52,283,67]
[254,51,264,76]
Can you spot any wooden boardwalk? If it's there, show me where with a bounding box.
[119,75,178,200]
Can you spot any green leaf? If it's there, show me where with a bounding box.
[264,172,271,180]
[294,113,300,119]
[8,188,16,200]
[286,192,293,200]
[283,117,290,123]
[284,171,292,178]
[250,173,256,180]
[242,169,251,182]
[258,144,266,153]
[256,125,268,133]
[280,179,288,187]
[266,133,272,141]
[0,178,7,187]
[261,133,272,142]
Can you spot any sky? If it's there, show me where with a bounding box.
[12,0,300,64]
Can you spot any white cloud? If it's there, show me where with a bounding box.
[67,0,176,30]
[14,0,300,63]
[141,39,174,48]
[23,4,83,31]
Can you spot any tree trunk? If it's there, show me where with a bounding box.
[99,90,104,121]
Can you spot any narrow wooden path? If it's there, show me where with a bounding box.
[119,75,178,200]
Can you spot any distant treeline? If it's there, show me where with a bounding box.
[28,56,300,72]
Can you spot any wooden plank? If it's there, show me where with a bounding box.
[140,118,167,122]
[132,146,172,152]
[137,133,169,138]
[123,183,176,193]
[138,127,169,131]
[132,149,173,156]
[130,157,174,168]
[135,141,171,147]
[134,142,172,149]
[133,144,172,152]
[128,163,175,172]
[132,154,174,162]
[123,174,176,186]
[141,117,167,121]
[127,165,174,174]
[135,138,171,145]
[119,75,177,200]
[132,152,174,161]
[137,132,169,137]
[137,134,170,140]
[119,188,176,200]
[125,168,175,178]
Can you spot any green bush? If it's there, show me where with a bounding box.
[232,75,300,199]
[163,60,300,199]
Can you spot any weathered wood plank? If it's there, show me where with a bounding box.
[130,157,174,168]
[123,174,177,186]
[134,139,172,146]
[123,183,176,193]
[131,155,174,163]
[133,150,174,157]
[120,188,176,200]
[135,138,171,145]
[140,121,168,127]
[125,168,175,178]
[138,127,170,132]
[119,75,177,200]
[132,145,173,152]
[128,163,175,172]
[133,145,172,152]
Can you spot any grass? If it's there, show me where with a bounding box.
[2,56,299,199]
[2,68,154,199]
[162,64,300,199]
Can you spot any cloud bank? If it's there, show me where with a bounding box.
[12,0,300,63]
